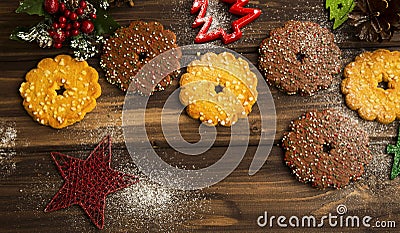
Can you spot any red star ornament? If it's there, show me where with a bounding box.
[44,135,139,229]
[191,0,262,44]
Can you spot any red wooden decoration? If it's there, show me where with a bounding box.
[191,0,262,44]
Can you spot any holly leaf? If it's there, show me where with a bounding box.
[326,0,355,29]
[15,0,45,16]
[92,8,120,36]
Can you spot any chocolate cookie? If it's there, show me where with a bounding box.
[258,21,342,95]
[100,21,179,94]
[282,109,371,189]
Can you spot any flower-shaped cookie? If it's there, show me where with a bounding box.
[100,21,179,94]
[20,55,101,128]
[282,109,371,189]
[342,49,400,124]
[179,52,258,126]
[259,21,342,95]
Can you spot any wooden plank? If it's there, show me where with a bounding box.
[1,0,400,59]
[1,0,400,232]
[1,146,399,232]
[2,63,399,149]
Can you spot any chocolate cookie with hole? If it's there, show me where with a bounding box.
[258,21,342,95]
[100,21,180,94]
[282,109,371,189]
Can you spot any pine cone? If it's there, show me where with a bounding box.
[349,0,400,42]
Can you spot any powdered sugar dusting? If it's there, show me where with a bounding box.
[206,0,233,32]
[266,1,352,44]
[317,79,397,191]
[168,0,238,46]
[108,175,208,232]
[302,78,400,216]
[0,121,17,177]
[103,158,208,231]
[168,0,353,48]
[168,0,197,45]
[18,131,208,231]
[11,1,400,230]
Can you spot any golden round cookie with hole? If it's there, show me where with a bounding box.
[341,49,400,124]
[19,55,101,129]
[179,52,258,126]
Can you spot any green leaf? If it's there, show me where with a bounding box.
[92,8,120,36]
[326,0,355,29]
[16,0,45,16]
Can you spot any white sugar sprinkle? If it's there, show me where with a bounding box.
[0,121,17,177]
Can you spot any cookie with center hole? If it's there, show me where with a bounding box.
[179,52,258,126]
[19,55,101,129]
[258,21,342,95]
[342,49,400,124]
[100,21,180,94]
[282,109,371,189]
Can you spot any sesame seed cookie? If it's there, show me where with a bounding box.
[19,55,101,129]
[179,52,258,126]
[282,109,371,189]
[180,80,245,126]
[258,21,342,95]
[341,49,400,124]
[100,21,179,94]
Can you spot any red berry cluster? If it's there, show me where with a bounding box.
[44,0,97,48]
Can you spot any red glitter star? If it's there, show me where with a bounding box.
[191,0,262,44]
[44,135,139,229]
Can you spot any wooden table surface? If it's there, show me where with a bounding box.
[1,0,400,232]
